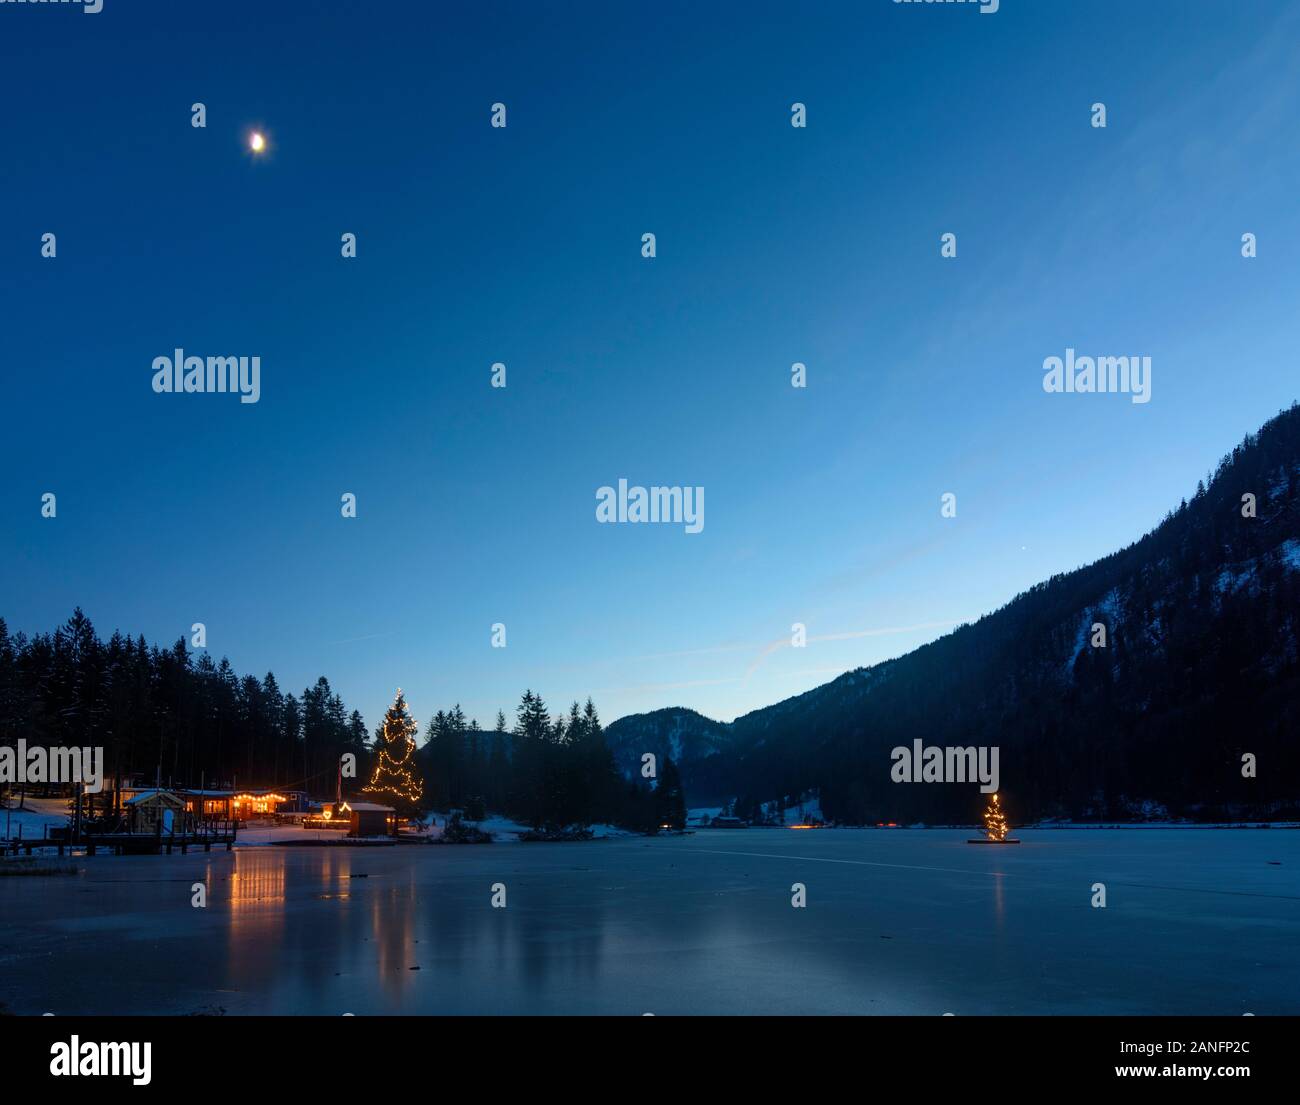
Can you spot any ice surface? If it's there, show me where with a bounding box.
[0,829,1296,1015]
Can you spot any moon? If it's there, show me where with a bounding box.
[249,132,266,153]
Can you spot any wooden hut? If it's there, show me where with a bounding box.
[340,800,396,837]
[124,789,189,834]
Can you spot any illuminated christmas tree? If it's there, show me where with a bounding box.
[363,689,425,811]
[982,792,1009,842]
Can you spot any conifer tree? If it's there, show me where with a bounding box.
[363,690,425,812]
[656,756,687,831]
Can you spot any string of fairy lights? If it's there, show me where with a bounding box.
[982,792,1009,842]
[362,688,424,805]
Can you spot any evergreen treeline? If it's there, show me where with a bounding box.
[0,611,368,795]
[0,613,682,832]
[418,692,685,832]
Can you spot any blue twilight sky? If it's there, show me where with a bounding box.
[3,0,1299,732]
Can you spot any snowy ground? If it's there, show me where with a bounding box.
[688,797,827,826]
[412,813,634,842]
[233,824,355,845]
[0,804,635,849]
[1,828,1295,1016]
[0,797,70,840]
[5,798,1290,848]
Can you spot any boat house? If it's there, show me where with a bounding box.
[124,789,191,834]
[339,800,397,837]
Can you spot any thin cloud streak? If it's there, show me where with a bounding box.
[593,619,967,706]
[743,619,965,678]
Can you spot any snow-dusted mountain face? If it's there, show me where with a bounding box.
[604,707,736,800]
[606,403,1300,824]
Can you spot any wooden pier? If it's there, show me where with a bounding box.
[2,819,237,858]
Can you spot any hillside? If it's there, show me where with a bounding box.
[606,403,1300,823]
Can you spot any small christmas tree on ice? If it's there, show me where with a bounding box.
[363,689,424,813]
[968,792,1019,844]
[983,792,1008,840]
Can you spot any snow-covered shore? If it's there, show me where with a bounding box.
[0,797,70,839]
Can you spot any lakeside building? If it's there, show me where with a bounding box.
[117,784,305,823]
[339,800,397,837]
[123,789,190,834]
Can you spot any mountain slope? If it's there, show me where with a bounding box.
[603,706,734,784]
[606,403,1300,823]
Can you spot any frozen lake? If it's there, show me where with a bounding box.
[2,829,1297,1015]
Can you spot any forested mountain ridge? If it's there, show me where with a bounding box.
[606,402,1300,823]
[602,706,735,796]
